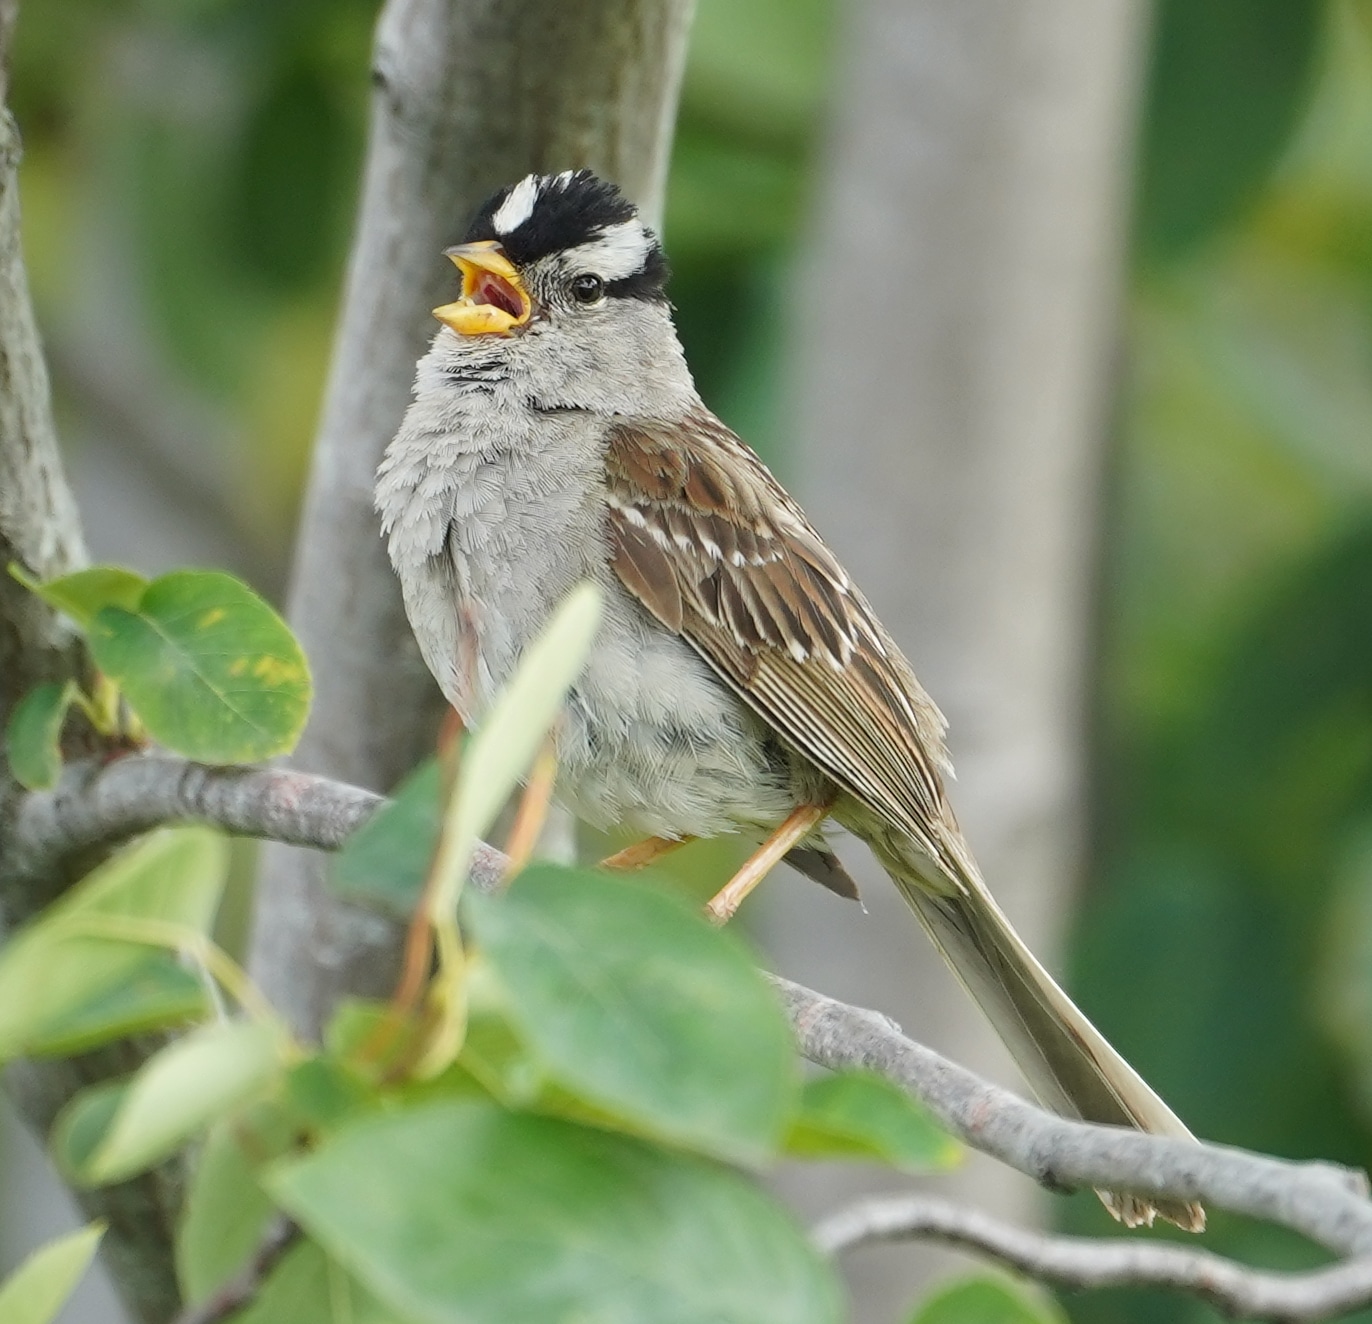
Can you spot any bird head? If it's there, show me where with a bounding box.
[431,170,688,414]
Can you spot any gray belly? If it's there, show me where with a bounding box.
[401,533,796,842]
[554,587,798,840]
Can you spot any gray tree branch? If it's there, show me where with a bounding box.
[13,755,1372,1320]
[252,0,697,1039]
[0,6,189,1318]
[770,976,1372,1259]
[2,754,507,901]
[0,0,87,737]
[2,3,698,1309]
[812,1195,1372,1323]
[777,5,1149,1308]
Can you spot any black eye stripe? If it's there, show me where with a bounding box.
[604,247,670,302]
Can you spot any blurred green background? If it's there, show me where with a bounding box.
[11,1,1372,1321]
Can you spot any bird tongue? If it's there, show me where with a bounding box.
[471,270,525,318]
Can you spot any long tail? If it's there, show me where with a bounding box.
[883,853,1204,1232]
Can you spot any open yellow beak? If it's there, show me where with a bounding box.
[433,241,532,337]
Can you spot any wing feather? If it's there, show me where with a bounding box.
[605,409,955,868]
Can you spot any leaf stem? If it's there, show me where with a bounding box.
[500,737,558,881]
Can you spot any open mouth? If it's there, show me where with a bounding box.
[466,268,526,320]
[433,241,533,337]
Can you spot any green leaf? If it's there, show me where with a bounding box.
[323,999,407,1065]
[177,1104,299,1306]
[231,1241,412,1324]
[786,1069,961,1172]
[0,827,226,1061]
[909,1275,1066,1324]
[323,999,462,1094]
[433,581,603,912]
[282,1058,374,1132]
[88,569,311,763]
[57,1020,288,1185]
[455,991,549,1107]
[269,1100,842,1324]
[5,681,75,790]
[8,564,148,629]
[62,825,226,928]
[51,1083,126,1180]
[1136,0,1321,257]
[25,959,206,1058]
[465,864,795,1164]
[331,759,441,914]
[0,1223,105,1324]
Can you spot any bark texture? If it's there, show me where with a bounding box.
[0,7,187,1319]
[0,2,86,736]
[251,0,696,1037]
[766,2,1149,1315]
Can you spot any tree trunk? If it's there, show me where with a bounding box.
[250,0,696,1037]
[765,2,1148,1315]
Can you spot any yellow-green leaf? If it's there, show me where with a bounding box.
[430,581,602,915]
[909,1275,1067,1324]
[785,1069,962,1172]
[14,565,149,629]
[88,570,311,764]
[57,1020,288,1185]
[0,828,226,1062]
[0,1223,105,1324]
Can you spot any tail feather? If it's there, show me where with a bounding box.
[886,859,1204,1233]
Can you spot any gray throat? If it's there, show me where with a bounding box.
[376,341,614,719]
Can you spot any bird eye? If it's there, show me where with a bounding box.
[570,273,604,304]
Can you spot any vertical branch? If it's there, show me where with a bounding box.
[0,0,87,734]
[771,0,1149,1313]
[0,7,188,1320]
[251,0,696,1037]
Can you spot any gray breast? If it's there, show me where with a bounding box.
[377,357,797,841]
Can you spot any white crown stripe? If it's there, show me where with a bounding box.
[492,175,541,234]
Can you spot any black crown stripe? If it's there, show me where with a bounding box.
[461,171,670,301]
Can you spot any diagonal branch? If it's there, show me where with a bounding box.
[812,1195,1372,1323]
[3,753,507,902]
[11,754,1372,1284]
[770,975,1372,1259]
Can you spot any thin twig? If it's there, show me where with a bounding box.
[813,1195,1372,1323]
[171,1217,299,1324]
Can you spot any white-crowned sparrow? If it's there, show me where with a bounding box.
[376,170,1203,1231]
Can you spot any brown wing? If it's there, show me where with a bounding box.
[605,408,957,870]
